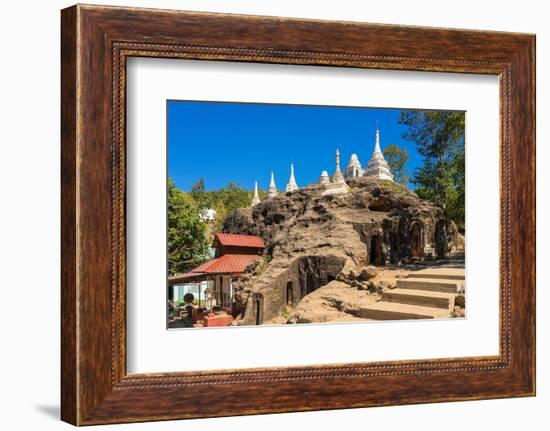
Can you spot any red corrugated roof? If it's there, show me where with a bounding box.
[192,254,260,275]
[214,233,265,248]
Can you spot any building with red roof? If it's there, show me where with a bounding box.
[211,233,265,257]
[192,254,261,275]
[168,233,265,327]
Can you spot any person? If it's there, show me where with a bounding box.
[185,304,193,320]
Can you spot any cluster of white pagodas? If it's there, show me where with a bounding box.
[250,170,285,206]
[250,127,394,206]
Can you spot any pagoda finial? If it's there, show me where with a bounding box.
[251,181,261,206]
[332,148,345,183]
[374,125,382,154]
[268,171,278,198]
[285,164,299,192]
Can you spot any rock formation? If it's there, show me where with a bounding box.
[223,177,459,325]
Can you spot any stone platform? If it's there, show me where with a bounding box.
[359,267,465,321]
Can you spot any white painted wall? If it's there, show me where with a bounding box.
[0,0,547,430]
[127,57,500,373]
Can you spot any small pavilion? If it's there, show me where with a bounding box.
[168,233,265,327]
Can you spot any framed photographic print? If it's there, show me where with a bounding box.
[61,4,535,425]
[164,100,466,331]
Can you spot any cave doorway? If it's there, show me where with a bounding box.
[301,274,308,298]
[390,232,399,263]
[254,294,263,325]
[370,234,384,266]
[297,256,346,299]
[410,222,423,258]
[435,220,447,258]
[286,281,294,307]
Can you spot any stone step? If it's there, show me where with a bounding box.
[406,268,465,280]
[396,277,459,293]
[382,288,455,310]
[357,302,449,320]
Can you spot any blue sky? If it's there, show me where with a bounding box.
[167,100,423,192]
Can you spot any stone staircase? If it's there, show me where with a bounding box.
[358,267,465,320]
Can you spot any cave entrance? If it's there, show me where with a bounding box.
[410,222,423,258]
[435,220,447,258]
[301,274,308,298]
[390,232,399,263]
[286,281,294,307]
[370,234,384,266]
[254,294,263,325]
[297,256,346,299]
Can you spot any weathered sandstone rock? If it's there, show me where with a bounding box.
[224,178,459,325]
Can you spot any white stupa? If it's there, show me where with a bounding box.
[322,149,350,196]
[364,127,394,182]
[267,171,278,198]
[285,164,299,192]
[332,149,345,183]
[345,153,363,178]
[251,181,261,206]
[319,170,330,185]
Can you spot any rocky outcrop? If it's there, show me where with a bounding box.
[224,178,459,325]
[286,281,380,324]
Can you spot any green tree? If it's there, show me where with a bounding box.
[168,178,210,275]
[446,153,465,228]
[188,179,265,234]
[211,182,266,231]
[190,178,211,210]
[212,202,229,234]
[399,110,465,229]
[190,179,258,212]
[383,143,410,185]
[217,182,255,212]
